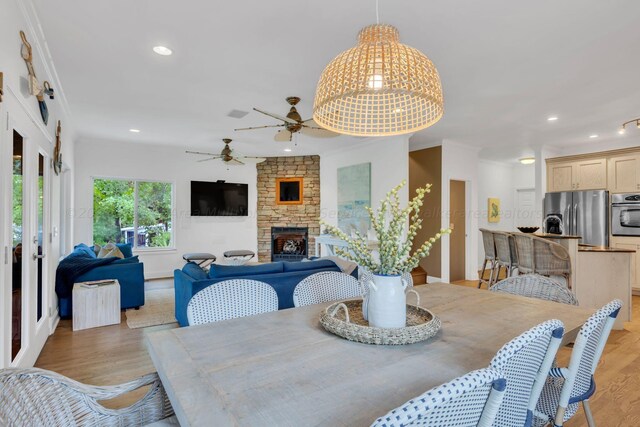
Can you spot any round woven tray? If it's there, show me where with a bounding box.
[319,299,441,345]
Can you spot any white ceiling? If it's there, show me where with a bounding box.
[32,0,640,159]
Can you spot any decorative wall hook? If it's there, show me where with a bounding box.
[19,30,53,125]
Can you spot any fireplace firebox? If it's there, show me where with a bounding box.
[271,227,308,262]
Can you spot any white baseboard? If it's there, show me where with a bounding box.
[427,276,442,283]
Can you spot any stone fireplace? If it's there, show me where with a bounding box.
[271,227,308,261]
[257,156,320,262]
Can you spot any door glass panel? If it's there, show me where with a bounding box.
[12,131,24,361]
[37,153,45,321]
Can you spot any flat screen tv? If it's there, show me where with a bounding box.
[191,181,248,216]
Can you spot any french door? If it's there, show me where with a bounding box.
[1,90,52,367]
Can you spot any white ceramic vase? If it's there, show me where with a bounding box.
[365,274,408,328]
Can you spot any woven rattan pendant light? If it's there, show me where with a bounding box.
[313,24,443,137]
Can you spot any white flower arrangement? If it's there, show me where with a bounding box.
[320,180,452,275]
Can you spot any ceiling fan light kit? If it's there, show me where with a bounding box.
[620,118,640,134]
[313,24,444,137]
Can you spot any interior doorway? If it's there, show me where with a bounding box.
[449,180,466,281]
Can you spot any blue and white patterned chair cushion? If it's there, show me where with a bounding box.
[489,319,564,427]
[533,299,622,426]
[372,368,507,427]
[186,279,278,325]
[293,271,362,307]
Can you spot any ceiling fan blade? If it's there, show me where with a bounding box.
[275,129,293,142]
[226,158,244,166]
[197,156,220,163]
[253,107,298,125]
[300,125,339,138]
[186,150,218,156]
[234,124,285,131]
[239,156,267,164]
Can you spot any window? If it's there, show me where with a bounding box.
[93,178,174,249]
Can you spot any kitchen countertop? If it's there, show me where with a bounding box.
[578,245,636,253]
[533,233,582,239]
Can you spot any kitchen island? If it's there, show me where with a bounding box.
[535,233,632,329]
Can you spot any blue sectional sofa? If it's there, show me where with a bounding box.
[58,244,145,318]
[174,259,356,327]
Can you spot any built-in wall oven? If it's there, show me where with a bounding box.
[611,193,640,236]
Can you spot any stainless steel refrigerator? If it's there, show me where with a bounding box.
[543,190,609,246]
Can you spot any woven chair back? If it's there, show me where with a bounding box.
[489,320,564,426]
[513,233,535,273]
[493,232,515,266]
[371,368,507,427]
[0,368,172,426]
[531,236,571,276]
[480,228,496,260]
[293,271,362,307]
[187,279,278,325]
[564,300,622,403]
[491,274,578,305]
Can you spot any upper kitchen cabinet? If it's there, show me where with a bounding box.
[608,154,640,193]
[547,158,606,192]
[574,158,607,190]
[547,161,575,192]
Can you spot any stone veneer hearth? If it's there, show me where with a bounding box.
[257,156,320,262]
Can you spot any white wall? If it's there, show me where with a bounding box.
[440,141,480,282]
[0,0,77,367]
[73,139,258,278]
[320,136,410,226]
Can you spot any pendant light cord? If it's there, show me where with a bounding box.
[376,0,380,23]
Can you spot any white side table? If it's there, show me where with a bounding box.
[72,280,121,331]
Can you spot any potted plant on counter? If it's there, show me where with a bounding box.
[320,180,451,328]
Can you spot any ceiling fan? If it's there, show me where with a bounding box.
[186,138,266,165]
[234,96,339,142]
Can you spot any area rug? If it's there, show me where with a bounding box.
[125,288,177,329]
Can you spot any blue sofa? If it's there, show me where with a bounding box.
[174,259,356,327]
[58,244,145,318]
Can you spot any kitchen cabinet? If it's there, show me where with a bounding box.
[574,158,607,190]
[547,158,606,192]
[608,154,640,193]
[610,236,640,295]
[547,161,575,192]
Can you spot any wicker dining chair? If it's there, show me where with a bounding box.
[186,279,278,325]
[293,271,362,307]
[493,231,519,279]
[490,274,579,306]
[0,368,174,427]
[533,299,623,427]
[489,319,564,427]
[371,368,506,427]
[479,229,498,288]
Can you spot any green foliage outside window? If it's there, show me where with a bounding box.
[93,179,172,248]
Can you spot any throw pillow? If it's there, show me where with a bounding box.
[93,244,102,256]
[97,242,125,259]
[116,243,133,258]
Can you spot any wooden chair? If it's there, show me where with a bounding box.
[0,368,174,426]
[293,271,362,307]
[479,229,498,288]
[491,274,579,306]
[186,279,278,325]
[534,300,623,427]
[371,368,507,427]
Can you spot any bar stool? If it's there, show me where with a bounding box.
[493,231,519,280]
[479,229,497,288]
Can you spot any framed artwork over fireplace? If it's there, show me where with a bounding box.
[276,177,303,205]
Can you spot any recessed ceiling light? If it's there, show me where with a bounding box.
[519,157,535,165]
[618,128,626,135]
[284,148,292,152]
[547,116,559,121]
[589,134,599,139]
[129,129,141,133]
[153,46,172,56]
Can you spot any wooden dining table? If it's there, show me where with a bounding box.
[146,283,594,427]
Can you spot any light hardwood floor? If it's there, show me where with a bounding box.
[35,280,640,425]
